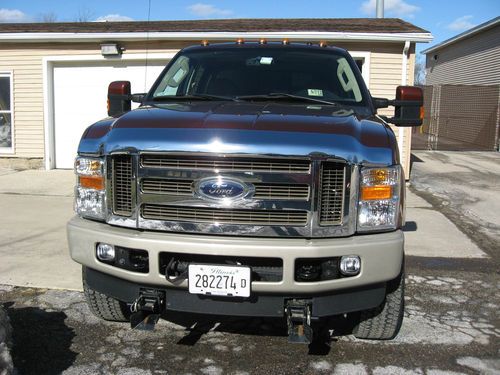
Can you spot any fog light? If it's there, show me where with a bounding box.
[96,243,115,261]
[340,255,361,276]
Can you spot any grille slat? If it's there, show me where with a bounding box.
[141,154,310,173]
[142,204,308,226]
[319,162,345,225]
[112,155,133,216]
[141,179,192,195]
[141,178,310,200]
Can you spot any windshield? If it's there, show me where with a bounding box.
[150,47,367,106]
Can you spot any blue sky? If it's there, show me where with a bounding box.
[0,0,499,55]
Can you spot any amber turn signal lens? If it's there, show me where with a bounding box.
[420,106,424,120]
[361,186,392,201]
[79,175,104,190]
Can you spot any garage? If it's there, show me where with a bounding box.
[51,59,170,168]
[0,19,434,172]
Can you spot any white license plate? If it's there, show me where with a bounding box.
[188,264,251,297]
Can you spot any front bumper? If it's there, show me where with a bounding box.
[67,216,404,295]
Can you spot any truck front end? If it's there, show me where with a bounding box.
[68,42,422,343]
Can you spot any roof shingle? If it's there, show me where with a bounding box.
[0,18,429,34]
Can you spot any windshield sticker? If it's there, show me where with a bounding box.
[260,57,273,65]
[308,89,323,97]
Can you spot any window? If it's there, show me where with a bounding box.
[349,51,371,90]
[0,72,13,151]
[151,48,368,106]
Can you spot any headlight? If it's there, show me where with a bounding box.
[357,166,401,232]
[74,157,106,220]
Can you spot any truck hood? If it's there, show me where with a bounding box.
[79,101,397,165]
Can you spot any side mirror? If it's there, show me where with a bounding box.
[373,86,424,127]
[107,81,131,117]
[390,86,423,126]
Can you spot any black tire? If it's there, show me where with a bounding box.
[353,271,405,340]
[82,268,130,322]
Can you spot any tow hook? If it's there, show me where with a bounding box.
[130,289,165,331]
[285,299,313,344]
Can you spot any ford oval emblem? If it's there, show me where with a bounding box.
[196,177,249,201]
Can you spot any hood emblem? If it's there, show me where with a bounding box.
[196,177,250,201]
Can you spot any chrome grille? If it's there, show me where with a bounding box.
[253,183,309,200]
[142,179,192,195]
[141,178,309,200]
[319,162,345,225]
[112,155,133,216]
[141,154,311,173]
[142,204,308,226]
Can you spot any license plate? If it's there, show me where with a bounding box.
[188,264,251,298]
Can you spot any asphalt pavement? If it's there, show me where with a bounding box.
[0,151,499,374]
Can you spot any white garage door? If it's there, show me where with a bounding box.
[53,60,169,168]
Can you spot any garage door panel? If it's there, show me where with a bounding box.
[53,60,168,169]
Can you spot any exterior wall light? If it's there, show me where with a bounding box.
[101,43,123,56]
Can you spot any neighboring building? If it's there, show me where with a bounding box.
[0,18,432,172]
[419,17,500,151]
[423,16,499,85]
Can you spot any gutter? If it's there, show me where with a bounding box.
[399,41,411,161]
[0,31,434,43]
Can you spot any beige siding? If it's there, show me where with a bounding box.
[425,25,500,85]
[0,41,195,159]
[0,40,414,174]
[338,42,415,175]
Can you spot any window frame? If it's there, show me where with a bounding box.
[0,71,14,154]
[348,51,371,90]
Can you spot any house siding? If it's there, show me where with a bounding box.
[0,40,415,174]
[337,42,415,175]
[0,41,192,159]
[425,24,500,85]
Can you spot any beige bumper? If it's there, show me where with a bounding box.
[67,216,404,294]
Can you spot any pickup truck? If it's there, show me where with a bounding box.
[67,41,422,343]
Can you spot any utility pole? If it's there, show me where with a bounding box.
[376,0,384,18]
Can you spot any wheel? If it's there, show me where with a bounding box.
[353,271,405,340]
[82,267,130,322]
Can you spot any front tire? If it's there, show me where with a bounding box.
[353,271,405,340]
[82,267,130,322]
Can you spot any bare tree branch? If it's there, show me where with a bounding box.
[75,7,95,22]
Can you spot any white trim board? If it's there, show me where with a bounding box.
[43,52,177,170]
[1,31,434,43]
[349,51,371,89]
[0,71,15,155]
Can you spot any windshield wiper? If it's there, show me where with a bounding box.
[236,93,337,106]
[152,94,240,102]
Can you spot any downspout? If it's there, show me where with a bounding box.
[399,40,411,162]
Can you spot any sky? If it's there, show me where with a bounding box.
[0,0,499,55]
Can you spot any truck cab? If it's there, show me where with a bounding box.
[67,42,422,343]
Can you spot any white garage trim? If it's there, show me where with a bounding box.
[43,52,178,170]
[1,31,434,43]
[348,51,371,89]
[0,71,14,155]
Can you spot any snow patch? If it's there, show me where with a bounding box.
[333,363,368,374]
[200,366,223,375]
[457,356,500,374]
[310,360,332,371]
